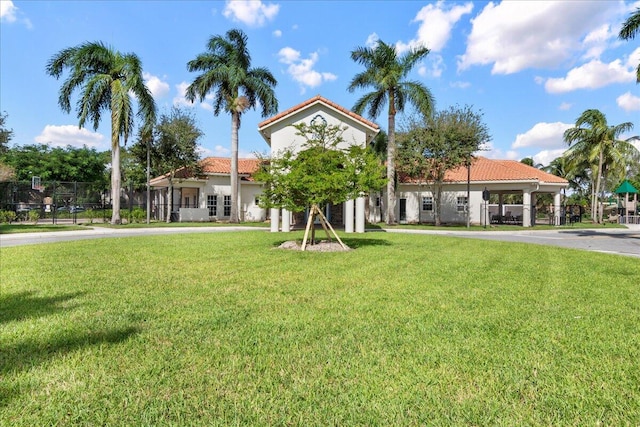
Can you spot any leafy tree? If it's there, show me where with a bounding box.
[563,109,638,223]
[619,7,640,83]
[2,144,107,183]
[520,157,543,168]
[348,39,435,225]
[186,29,278,224]
[0,111,14,154]
[397,105,490,226]
[46,41,157,224]
[254,122,386,249]
[151,108,203,223]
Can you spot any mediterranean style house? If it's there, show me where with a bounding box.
[150,96,569,229]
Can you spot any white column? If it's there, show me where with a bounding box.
[281,208,291,232]
[554,192,562,226]
[270,208,279,232]
[522,189,531,227]
[344,199,354,233]
[356,196,365,233]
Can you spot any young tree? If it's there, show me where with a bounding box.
[46,41,157,224]
[397,105,490,226]
[348,39,435,225]
[254,122,386,250]
[186,29,278,223]
[145,108,203,223]
[563,109,638,223]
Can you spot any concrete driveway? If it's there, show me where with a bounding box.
[1,224,639,259]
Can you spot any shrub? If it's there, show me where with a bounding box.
[28,209,40,224]
[0,209,17,223]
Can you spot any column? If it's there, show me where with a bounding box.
[281,208,291,232]
[355,196,365,233]
[522,189,531,227]
[554,192,562,226]
[344,199,354,233]
[270,208,279,232]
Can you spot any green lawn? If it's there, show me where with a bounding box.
[1,231,638,425]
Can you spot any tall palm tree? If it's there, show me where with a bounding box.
[46,42,156,224]
[348,40,434,224]
[563,109,637,223]
[619,7,640,83]
[186,29,278,223]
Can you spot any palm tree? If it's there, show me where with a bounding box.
[348,40,434,224]
[46,42,156,224]
[619,7,640,83]
[186,29,278,223]
[563,109,637,223]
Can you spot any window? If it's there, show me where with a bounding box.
[457,196,468,212]
[255,196,260,206]
[207,195,217,216]
[224,195,231,216]
[422,196,433,211]
[375,197,381,207]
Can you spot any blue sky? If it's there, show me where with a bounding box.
[1,0,639,167]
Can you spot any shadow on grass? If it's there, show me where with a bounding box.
[559,229,640,239]
[340,238,392,249]
[0,326,140,405]
[0,291,86,324]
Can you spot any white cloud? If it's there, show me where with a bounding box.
[278,47,337,93]
[366,33,379,48]
[173,82,195,108]
[418,54,444,78]
[273,29,282,37]
[532,148,567,167]
[396,1,473,54]
[1,0,32,28]
[0,0,17,22]
[543,58,636,93]
[450,81,471,89]
[628,47,640,69]
[35,125,106,149]
[222,0,279,27]
[581,24,616,60]
[143,72,170,99]
[458,1,617,74]
[617,91,640,111]
[558,102,572,111]
[511,122,573,150]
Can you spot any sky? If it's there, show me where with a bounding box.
[1,0,640,167]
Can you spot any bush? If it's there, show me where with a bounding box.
[86,208,95,224]
[0,209,17,223]
[28,209,40,224]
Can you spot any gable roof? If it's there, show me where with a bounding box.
[401,156,568,185]
[257,95,379,144]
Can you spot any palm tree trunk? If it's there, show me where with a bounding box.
[166,176,173,223]
[111,133,121,225]
[594,149,604,223]
[230,111,239,223]
[386,94,396,225]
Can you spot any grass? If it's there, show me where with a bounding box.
[0,224,87,234]
[1,231,639,425]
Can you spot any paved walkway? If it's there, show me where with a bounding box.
[1,224,639,258]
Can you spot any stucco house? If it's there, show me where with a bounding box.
[150,95,568,228]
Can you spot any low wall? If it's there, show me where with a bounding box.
[179,208,209,222]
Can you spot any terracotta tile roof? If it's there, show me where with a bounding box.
[257,95,379,130]
[199,157,261,175]
[401,156,568,184]
[150,157,262,185]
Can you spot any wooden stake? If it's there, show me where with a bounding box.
[301,204,316,251]
[316,206,347,249]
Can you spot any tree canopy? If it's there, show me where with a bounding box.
[348,39,435,225]
[46,41,157,224]
[186,29,278,223]
[397,105,490,225]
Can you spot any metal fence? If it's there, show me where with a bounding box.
[0,180,156,224]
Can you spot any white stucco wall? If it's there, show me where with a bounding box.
[268,104,370,156]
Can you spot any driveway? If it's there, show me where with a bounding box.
[1,225,639,259]
[385,224,640,259]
